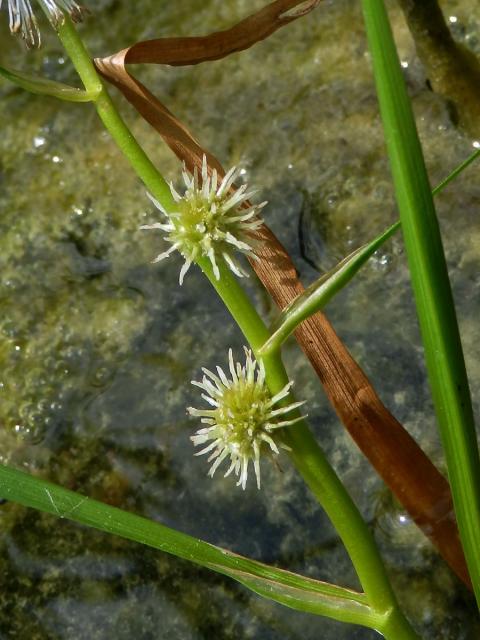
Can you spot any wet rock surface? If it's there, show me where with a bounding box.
[0,0,479,638]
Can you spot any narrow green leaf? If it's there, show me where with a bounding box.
[258,145,480,356]
[0,463,375,627]
[259,221,399,355]
[432,147,480,196]
[362,0,480,606]
[259,144,480,356]
[0,64,99,102]
[215,565,382,627]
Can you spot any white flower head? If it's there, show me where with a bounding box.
[1,0,85,47]
[141,155,266,285]
[188,348,306,490]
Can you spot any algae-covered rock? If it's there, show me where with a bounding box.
[0,0,479,638]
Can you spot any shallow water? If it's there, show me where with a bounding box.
[0,0,479,638]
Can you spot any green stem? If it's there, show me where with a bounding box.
[53,16,418,636]
[201,261,417,637]
[381,607,422,640]
[54,17,175,210]
[432,148,480,195]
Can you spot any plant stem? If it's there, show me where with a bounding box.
[53,16,418,637]
[432,148,480,195]
[201,263,418,638]
[53,17,175,209]
[381,607,423,640]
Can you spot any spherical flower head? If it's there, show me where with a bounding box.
[188,348,306,490]
[2,0,85,48]
[141,155,267,285]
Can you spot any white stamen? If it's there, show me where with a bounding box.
[140,156,266,284]
[189,348,305,489]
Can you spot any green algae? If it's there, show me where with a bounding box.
[0,0,479,638]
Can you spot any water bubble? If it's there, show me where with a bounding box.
[371,251,392,269]
[326,193,338,208]
[19,402,36,420]
[54,359,69,374]
[63,345,86,370]
[374,490,421,547]
[36,399,50,414]
[13,419,45,444]
[33,136,46,149]
[49,400,64,414]
[90,366,112,388]
[1,320,20,339]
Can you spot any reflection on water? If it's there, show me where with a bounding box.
[0,0,479,638]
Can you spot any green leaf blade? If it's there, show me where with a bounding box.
[216,564,377,627]
[362,0,480,606]
[0,463,375,627]
[259,222,400,355]
[0,65,99,102]
[258,144,480,358]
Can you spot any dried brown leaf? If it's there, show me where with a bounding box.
[94,0,470,588]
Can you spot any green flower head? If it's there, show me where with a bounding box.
[189,348,305,489]
[141,156,266,285]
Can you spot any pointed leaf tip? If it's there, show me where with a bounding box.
[0,65,100,102]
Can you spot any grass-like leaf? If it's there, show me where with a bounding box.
[0,64,99,102]
[259,222,399,355]
[0,463,377,628]
[362,0,480,606]
[258,145,480,356]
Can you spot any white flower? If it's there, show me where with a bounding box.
[1,0,85,47]
[141,155,266,285]
[188,348,306,490]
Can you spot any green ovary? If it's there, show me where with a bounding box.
[214,383,272,453]
[172,198,231,259]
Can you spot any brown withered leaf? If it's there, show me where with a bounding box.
[94,0,470,588]
[95,0,319,174]
[122,0,319,65]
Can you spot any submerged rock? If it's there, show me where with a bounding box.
[0,0,478,638]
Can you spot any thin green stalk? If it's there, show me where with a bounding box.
[53,16,175,210]
[362,0,480,606]
[432,147,480,195]
[381,607,424,640]
[51,16,418,637]
[259,221,399,355]
[258,146,480,356]
[201,261,418,638]
[0,62,98,101]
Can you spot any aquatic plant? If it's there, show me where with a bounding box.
[0,0,479,638]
